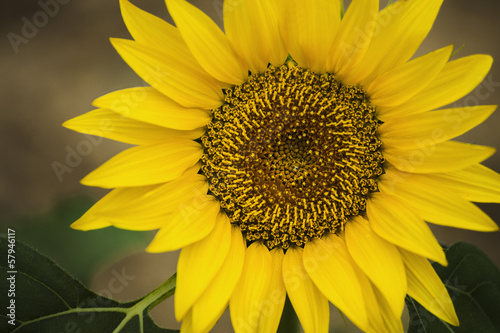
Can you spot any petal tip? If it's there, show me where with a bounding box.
[80,174,107,188]
[145,240,164,253]
[434,251,448,267]
[70,220,87,230]
[61,119,73,129]
[70,215,111,231]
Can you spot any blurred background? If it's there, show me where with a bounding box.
[1,0,499,332]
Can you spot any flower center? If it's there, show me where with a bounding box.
[200,63,384,249]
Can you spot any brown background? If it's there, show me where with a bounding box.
[1,0,500,332]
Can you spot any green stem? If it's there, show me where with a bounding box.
[149,273,177,311]
[112,273,177,333]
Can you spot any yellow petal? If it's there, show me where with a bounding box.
[367,193,447,266]
[327,0,378,74]
[224,0,286,73]
[432,164,500,203]
[380,55,494,120]
[101,175,206,219]
[342,0,443,85]
[78,175,206,232]
[372,287,404,333]
[400,248,459,326]
[366,0,444,84]
[180,309,212,333]
[379,169,499,232]
[384,141,496,174]
[70,185,155,231]
[352,263,394,333]
[92,87,211,131]
[345,216,407,318]
[303,235,370,332]
[192,227,246,333]
[166,0,248,84]
[229,242,272,333]
[146,196,219,252]
[281,0,340,73]
[257,248,286,333]
[81,140,203,188]
[180,309,195,333]
[175,212,231,321]
[110,38,223,109]
[70,216,111,231]
[282,247,329,333]
[120,0,227,111]
[261,1,288,67]
[379,105,496,150]
[120,0,186,54]
[367,45,453,107]
[63,108,201,145]
[72,164,204,231]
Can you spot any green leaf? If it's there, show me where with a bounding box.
[7,196,153,283]
[277,296,299,333]
[0,234,178,333]
[406,242,500,333]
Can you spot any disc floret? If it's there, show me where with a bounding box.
[200,63,384,249]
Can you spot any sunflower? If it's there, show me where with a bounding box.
[64,0,500,331]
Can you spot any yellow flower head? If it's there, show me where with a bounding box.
[64,0,500,332]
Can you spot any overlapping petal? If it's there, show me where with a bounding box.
[380,168,499,231]
[175,213,231,321]
[345,216,407,317]
[166,0,248,84]
[380,54,493,119]
[303,234,378,332]
[110,38,223,109]
[342,0,443,85]
[400,248,459,326]
[191,227,246,333]
[146,196,219,252]
[224,0,286,73]
[367,45,453,107]
[93,87,211,131]
[430,164,500,203]
[371,287,404,332]
[327,0,378,74]
[73,173,207,232]
[81,139,203,188]
[282,247,329,333]
[367,193,447,265]
[229,242,273,333]
[256,248,286,333]
[121,0,183,52]
[384,141,495,174]
[379,105,496,150]
[63,108,199,145]
[280,0,340,73]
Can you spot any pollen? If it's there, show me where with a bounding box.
[200,63,384,249]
